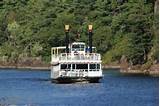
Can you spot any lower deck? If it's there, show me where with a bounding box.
[51,63,103,80]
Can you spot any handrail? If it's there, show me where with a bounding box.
[57,53,101,61]
[60,69,88,77]
[59,69,101,77]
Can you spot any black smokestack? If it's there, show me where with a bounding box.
[88,25,93,53]
[65,25,69,53]
[89,32,92,53]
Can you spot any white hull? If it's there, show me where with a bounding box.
[51,62,103,83]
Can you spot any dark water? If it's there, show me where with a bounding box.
[0,69,158,106]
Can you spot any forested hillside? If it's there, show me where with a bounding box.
[0,0,158,68]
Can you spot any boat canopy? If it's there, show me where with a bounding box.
[51,42,97,56]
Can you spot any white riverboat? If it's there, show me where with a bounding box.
[50,25,103,83]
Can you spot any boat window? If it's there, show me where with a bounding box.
[72,64,75,69]
[61,64,67,69]
[76,64,88,69]
[90,64,96,69]
[97,64,100,69]
[61,64,71,69]
[67,64,71,69]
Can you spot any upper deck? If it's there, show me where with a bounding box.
[51,42,101,64]
[51,53,101,64]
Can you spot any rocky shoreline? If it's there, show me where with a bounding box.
[0,60,158,76]
[0,65,158,77]
[103,64,159,76]
[120,69,159,77]
[0,65,50,70]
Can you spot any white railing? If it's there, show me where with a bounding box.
[58,53,101,61]
[59,69,88,77]
[59,69,102,77]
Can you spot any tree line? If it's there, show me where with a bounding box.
[0,0,158,67]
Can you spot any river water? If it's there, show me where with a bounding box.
[0,69,158,106]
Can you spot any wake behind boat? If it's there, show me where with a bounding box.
[50,25,103,83]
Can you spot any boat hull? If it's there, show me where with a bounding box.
[51,77,102,83]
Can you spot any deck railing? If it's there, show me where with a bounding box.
[58,53,101,61]
[59,69,88,77]
[59,69,101,77]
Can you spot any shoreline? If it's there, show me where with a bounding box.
[0,65,50,70]
[0,65,122,70]
[120,70,159,77]
[0,65,158,76]
[102,65,121,69]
